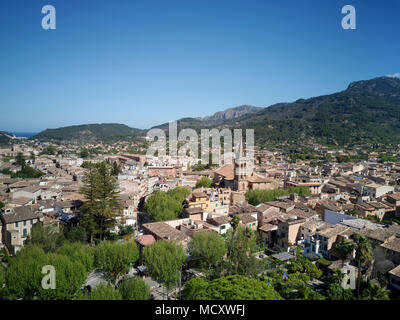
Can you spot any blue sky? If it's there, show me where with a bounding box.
[0,0,399,132]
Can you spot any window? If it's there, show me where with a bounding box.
[23,220,26,226]
[221,225,226,230]
[23,229,27,237]
[15,222,19,227]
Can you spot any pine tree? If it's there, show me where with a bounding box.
[80,162,121,242]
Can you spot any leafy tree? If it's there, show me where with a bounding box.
[41,145,57,155]
[225,225,259,277]
[183,275,283,300]
[263,269,325,300]
[188,232,226,277]
[380,154,397,162]
[119,225,134,236]
[166,187,191,203]
[57,242,94,273]
[77,283,122,300]
[118,277,150,300]
[144,188,190,222]
[347,208,360,217]
[15,152,26,168]
[65,226,87,243]
[328,268,344,285]
[195,176,213,188]
[143,240,186,296]
[26,223,65,253]
[81,161,94,169]
[326,283,354,300]
[245,186,312,206]
[94,241,139,285]
[181,277,208,300]
[0,201,4,210]
[10,165,45,179]
[288,256,322,279]
[30,151,36,164]
[80,148,90,159]
[38,253,87,300]
[4,245,47,299]
[354,235,373,299]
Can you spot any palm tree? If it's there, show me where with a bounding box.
[360,281,389,300]
[336,238,355,300]
[227,216,241,274]
[354,235,373,299]
[336,238,355,267]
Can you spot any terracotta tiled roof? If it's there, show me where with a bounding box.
[137,234,156,246]
[381,237,400,253]
[214,164,234,180]
[389,265,400,278]
[259,223,278,232]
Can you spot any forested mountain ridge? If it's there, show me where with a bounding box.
[29,76,400,146]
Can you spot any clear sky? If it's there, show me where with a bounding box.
[0,0,399,132]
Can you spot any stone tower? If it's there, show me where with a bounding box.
[234,139,249,192]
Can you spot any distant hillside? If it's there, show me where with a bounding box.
[154,76,400,146]
[0,131,15,147]
[202,105,263,123]
[31,123,145,142]
[153,105,264,131]
[234,76,400,146]
[28,76,400,147]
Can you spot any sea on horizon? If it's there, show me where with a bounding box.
[10,132,38,138]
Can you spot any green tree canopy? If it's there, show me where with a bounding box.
[188,232,226,276]
[65,226,87,243]
[288,256,322,279]
[26,223,65,253]
[118,277,150,300]
[4,245,47,299]
[166,187,191,203]
[245,186,312,206]
[225,226,259,277]
[38,253,87,300]
[94,241,139,284]
[15,152,26,168]
[143,240,186,292]
[80,148,90,159]
[40,145,57,155]
[183,275,283,300]
[144,187,190,222]
[57,242,94,273]
[195,176,213,188]
[326,283,354,300]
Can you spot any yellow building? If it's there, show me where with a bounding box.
[187,191,210,211]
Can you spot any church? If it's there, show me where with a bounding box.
[213,141,278,192]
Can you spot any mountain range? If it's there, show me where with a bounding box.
[12,76,400,146]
